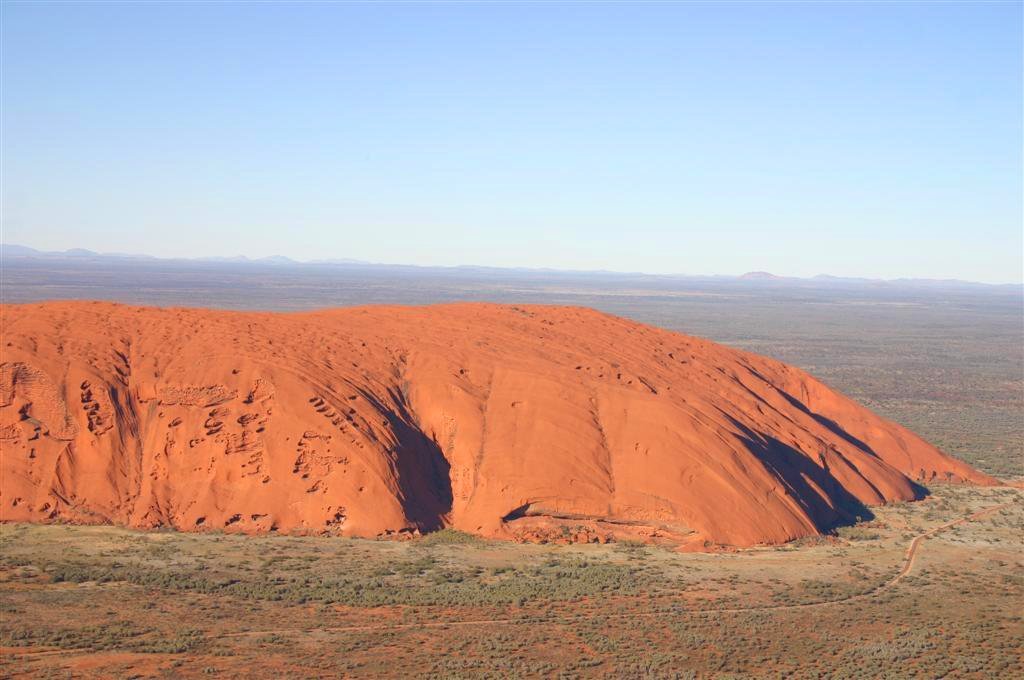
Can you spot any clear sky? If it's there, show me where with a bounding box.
[2,2,1021,282]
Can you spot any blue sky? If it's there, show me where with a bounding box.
[2,2,1021,282]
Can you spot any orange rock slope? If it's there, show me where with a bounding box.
[0,302,994,547]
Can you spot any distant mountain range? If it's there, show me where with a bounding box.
[2,243,1018,290]
[0,244,369,267]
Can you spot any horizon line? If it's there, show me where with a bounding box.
[2,242,1021,288]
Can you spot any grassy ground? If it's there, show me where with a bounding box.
[2,484,1021,678]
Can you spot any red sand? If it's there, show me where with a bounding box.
[0,302,995,548]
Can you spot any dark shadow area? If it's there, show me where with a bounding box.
[357,385,453,532]
[501,503,532,522]
[772,388,879,458]
[724,414,880,532]
[770,389,930,501]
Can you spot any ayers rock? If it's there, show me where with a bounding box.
[0,302,995,548]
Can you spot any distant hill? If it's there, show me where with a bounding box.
[739,271,786,280]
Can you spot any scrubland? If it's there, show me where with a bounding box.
[2,484,1021,678]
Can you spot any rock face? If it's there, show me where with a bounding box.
[0,302,995,547]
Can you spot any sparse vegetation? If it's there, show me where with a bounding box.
[417,528,485,547]
[2,484,1021,677]
[836,525,882,541]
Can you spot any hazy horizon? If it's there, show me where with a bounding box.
[7,240,1024,287]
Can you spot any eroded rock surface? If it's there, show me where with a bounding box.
[0,302,995,547]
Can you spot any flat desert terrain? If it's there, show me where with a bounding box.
[1,484,1021,677]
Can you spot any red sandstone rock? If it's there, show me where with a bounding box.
[0,302,996,547]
